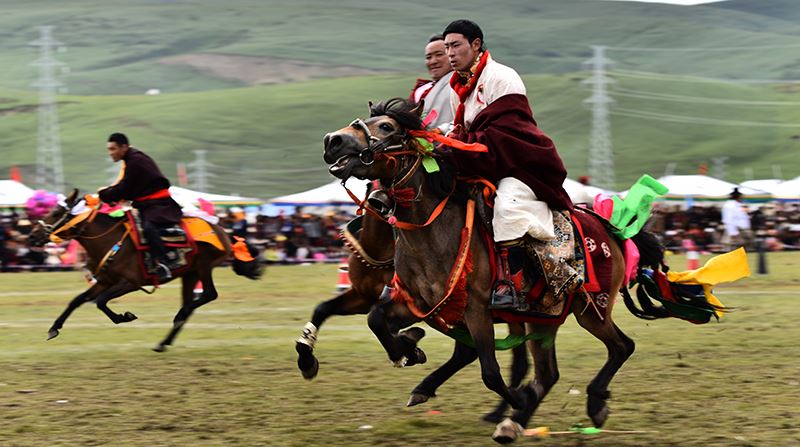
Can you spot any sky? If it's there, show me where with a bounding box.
[611,0,726,4]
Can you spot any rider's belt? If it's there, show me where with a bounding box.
[134,189,171,202]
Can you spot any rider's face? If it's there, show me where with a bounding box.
[107,142,129,162]
[425,40,450,82]
[444,33,481,72]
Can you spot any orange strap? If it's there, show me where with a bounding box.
[135,189,171,202]
[399,198,475,323]
[408,130,488,153]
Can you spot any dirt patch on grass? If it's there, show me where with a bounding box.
[158,53,390,85]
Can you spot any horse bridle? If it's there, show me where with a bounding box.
[348,118,407,166]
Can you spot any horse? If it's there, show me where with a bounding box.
[322,98,658,443]
[27,189,263,352]
[295,195,530,423]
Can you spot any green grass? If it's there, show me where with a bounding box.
[1,251,799,446]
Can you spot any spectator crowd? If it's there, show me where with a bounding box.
[2,201,800,272]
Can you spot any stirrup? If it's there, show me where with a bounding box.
[155,262,172,281]
[489,279,518,310]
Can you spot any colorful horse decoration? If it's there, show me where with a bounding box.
[322,98,749,443]
[28,189,263,352]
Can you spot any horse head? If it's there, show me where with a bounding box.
[323,98,425,183]
[28,188,81,247]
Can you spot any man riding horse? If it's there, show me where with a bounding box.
[98,132,182,281]
[442,19,581,309]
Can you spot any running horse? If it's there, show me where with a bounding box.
[28,189,263,352]
[322,98,660,443]
[294,194,531,423]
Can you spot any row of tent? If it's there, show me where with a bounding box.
[268,174,800,206]
[3,174,798,210]
[0,180,261,208]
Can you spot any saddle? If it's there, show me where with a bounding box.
[474,188,617,325]
[122,210,198,281]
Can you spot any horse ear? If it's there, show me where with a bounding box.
[367,101,374,113]
[65,188,79,206]
[411,100,424,118]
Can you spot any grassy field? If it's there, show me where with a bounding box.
[1,251,799,446]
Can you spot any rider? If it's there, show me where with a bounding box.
[441,19,580,309]
[409,34,456,134]
[370,33,457,215]
[98,132,183,281]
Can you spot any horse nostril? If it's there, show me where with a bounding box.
[328,135,343,150]
[323,133,331,150]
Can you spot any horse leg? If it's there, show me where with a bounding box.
[95,282,140,324]
[493,325,560,444]
[366,299,426,367]
[576,312,635,428]
[153,272,200,352]
[47,282,111,340]
[296,288,374,380]
[156,269,219,352]
[483,322,530,423]
[463,308,528,412]
[407,340,478,407]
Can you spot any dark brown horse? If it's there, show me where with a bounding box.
[322,99,654,443]
[294,195,530,423]
[28,189,263,352]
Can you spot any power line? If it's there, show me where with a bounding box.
[611,69,800,85]
[613,87,800,106]
[187,150,217,192]
[612,107,800,128]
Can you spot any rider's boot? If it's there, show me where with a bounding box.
[489,239,524,310]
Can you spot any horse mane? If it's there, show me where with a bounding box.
[370,98,467,202]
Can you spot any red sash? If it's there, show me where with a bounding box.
[135,189,171,202]
[450,51,490,128]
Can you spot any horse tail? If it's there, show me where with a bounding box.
[229,236,264,280]
[620,230,672,320]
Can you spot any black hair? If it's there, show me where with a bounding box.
[108,132,129,146]
[428,33,444,43]
[443,19,486,51]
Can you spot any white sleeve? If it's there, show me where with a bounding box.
[485,66,526,105]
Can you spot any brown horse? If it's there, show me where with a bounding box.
[28,189,263,352]
[294,196,530,423]
[322,99,655,443]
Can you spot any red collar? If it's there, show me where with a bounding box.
[450,51,490,127]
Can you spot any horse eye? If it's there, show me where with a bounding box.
[379,123,394,132]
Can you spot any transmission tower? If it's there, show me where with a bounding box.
[188,150,216,191]
[711,156,729,180]
[582,45,616,191]
[30,26,67,193]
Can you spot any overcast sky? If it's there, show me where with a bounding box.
[611,0,726,4]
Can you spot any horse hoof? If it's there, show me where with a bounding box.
[296,343,319,380]
[152,344,167,353]
[406,392,430,407]
[590,403,610,428]
[482,411,505,424]
[46,329,60,341]
[492,418,522,444]
[123,312,138,322]
[399,326,426,343]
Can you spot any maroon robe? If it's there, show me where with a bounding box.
[449,94,572,211]
[98,148,182,225]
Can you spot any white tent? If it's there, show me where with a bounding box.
[769,177,800,199]
[740,179,783,195]
[169,186,262,207]
[0,180,35,207]
[657,175,771,199]
[269,179,369,206]
[270,177,613,207]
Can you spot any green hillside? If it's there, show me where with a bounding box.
[1,0,799,94]
[2,71,798,198]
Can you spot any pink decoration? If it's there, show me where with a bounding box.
[25,190,59,219]
[592,194,640,283]
[198,198,216,216]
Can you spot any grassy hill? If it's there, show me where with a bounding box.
[1,0,799,95]
[2,71,798,198]
[1,0,799,198]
